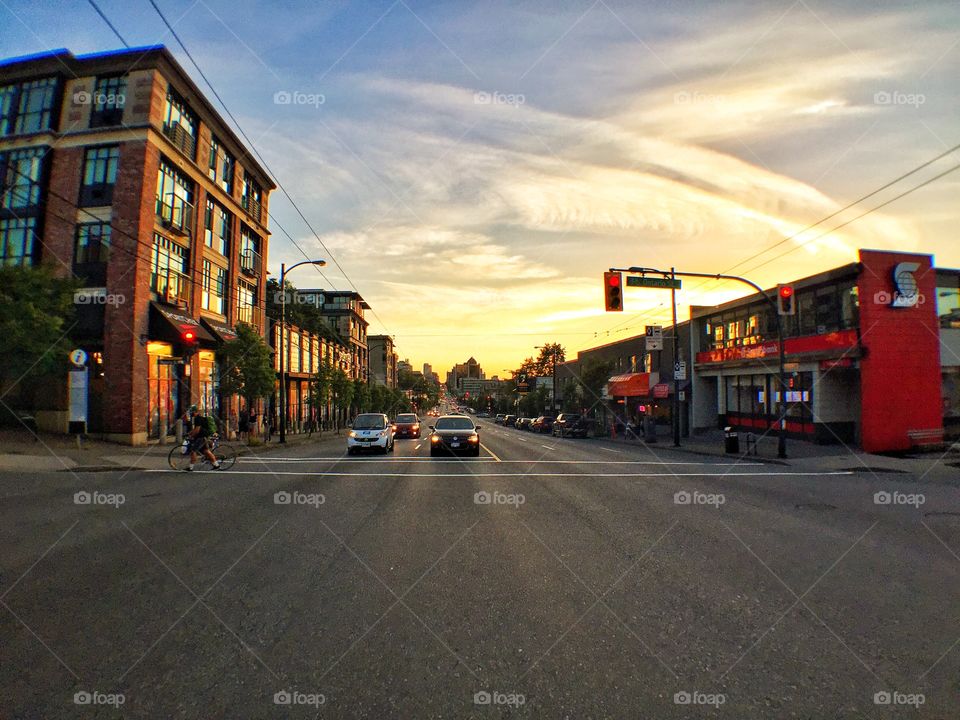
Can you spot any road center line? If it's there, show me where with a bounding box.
[481,444,502,462]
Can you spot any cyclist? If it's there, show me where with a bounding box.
[184,405,221,471]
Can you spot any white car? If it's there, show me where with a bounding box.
[346,413,395,454]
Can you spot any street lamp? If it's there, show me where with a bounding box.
[279,259,327,443]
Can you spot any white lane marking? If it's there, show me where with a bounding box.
[149,470,854,477]
[540,444,556,450]
[515,437,528,443]
[599,447,621,453]
[481,444,502,462]
[414,443,422,450]
[236,458,763,465]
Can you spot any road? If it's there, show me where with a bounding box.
[2,419,958,718]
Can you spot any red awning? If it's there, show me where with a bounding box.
[606,373,651,397]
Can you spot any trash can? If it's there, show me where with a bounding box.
[724,426,739,454]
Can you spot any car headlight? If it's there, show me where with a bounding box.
[412,424,420,430]
[468,435,479,443]
[430,434,440,443]
[348,431,357,438]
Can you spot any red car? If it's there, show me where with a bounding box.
[393,413,421,439]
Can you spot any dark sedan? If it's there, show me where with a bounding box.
[393,413,422,439]
[531,415,556,433]
[429,415,482,456]
[553,412,589,438]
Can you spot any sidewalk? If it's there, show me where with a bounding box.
[0,428,348,473]
[590,426,960,477]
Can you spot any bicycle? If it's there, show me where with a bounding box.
[168,434,238,471]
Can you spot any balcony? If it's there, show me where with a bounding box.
[241,195,262,223]
[161,121,196,158]
[156,195,194,236]
[239,248,261,277]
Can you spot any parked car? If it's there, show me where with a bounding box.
[495,413,505,425]
[516,417,534,431]
[531,415,556,433]
[393,413,421,439]
[429,415,482,456]
[347,413,395,454]
[477,411,490,418]
[502,414,517,427]
[553,413,589,438]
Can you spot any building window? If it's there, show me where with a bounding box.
[201,259,227,315]
[0,216,37,266]
[79,145,119,206]
[204,199,232,257]
[240,172,262,220]
[156,160,194,234]
[162,88,197,158]
[236,280,257,326]
[1,147,45,209]
[75,222,111,263]
[151,234,189,302]
[239,226,261,275]
[937,276,960,329]
[208,137,235,194]
[0,77,58,136]
[90,75,127,127]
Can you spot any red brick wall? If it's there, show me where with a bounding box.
[858,250,943,452]
[42,147,84,274]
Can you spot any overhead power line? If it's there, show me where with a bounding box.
[87,0,130,47]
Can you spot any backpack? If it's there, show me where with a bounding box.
[202,415,218,436]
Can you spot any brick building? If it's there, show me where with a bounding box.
[0,46,274,443]
[294,289,370,382]
[368,334,398,388]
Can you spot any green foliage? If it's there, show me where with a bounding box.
[352,378,370,413]
[519,385,549,416]
[331,368,354,417]
[217,323,276,405]
[0,266,77,394]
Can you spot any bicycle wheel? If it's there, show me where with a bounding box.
[168,444,192,471]
[214,443,238,470]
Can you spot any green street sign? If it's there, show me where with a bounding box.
[626,276,681,289]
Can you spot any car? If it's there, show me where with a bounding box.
[495,413,505,425]
[477,411,490,418]
[553,412,589,438]
[531,415,556,433]
[502,414,517,427]
[429,415,482,456]
[516,417,534,430]
[393,413,421,439]
[346,413,395,454]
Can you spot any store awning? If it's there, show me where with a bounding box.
[606,372,651,397]
[200,317,238,343]
[149,302,215,346]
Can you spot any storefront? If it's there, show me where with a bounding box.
[692,250,956,452]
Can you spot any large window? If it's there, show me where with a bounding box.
[90,75,127,127]
[0,77,58,136]
[162,88,197,158]
[240,172,262,220]
[208,137,235,194]
[201,259,227,315]
[2,147,45,209]
[80,145,119,206]
[937,274,960,329]
[204,199,231,256]
[236,280,257,326]
[0,216,37,266]
[239,226,261,275]
[75,222,111,264]
[151,234,189,301]
[156,160,194,233]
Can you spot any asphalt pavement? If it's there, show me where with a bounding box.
[2,418,959,718]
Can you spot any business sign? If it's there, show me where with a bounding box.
[695,329,859,365]
[652,383,670,399]
[627,276,681,289]
[645,325,663,351]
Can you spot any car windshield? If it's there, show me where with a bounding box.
[353,414,386,429]
[435,417,475,430]
[396,414,418,423]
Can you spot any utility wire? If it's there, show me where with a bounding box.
[87,0,130,47]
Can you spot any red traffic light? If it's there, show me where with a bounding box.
[604,271,623,312]
[778,285,794,299]
[608,273,620,287]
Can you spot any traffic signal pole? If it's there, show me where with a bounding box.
[671,268,680,448]
[610,266,788,459]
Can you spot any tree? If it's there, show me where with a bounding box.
[573,357,614,415]
[519,385,548,416]
[308,358,335,435]
[534,342,566,376]
[0,266,77,405]
[352,378,370,414]
[331,368,354,432]
[217,323,276,414]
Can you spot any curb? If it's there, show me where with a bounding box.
[585,436,792,466]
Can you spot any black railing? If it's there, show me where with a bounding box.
[161,121,197,158]
[156,195,195,235]
[240,248,261,276]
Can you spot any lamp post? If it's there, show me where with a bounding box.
[279,259,327,443]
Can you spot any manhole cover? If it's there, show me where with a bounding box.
[795,503,837,511]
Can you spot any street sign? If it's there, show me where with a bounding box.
[645,325,663,351]
[674,361,687,381]
[679,390,686,402]
[69,348,88,367]
[627,276,681,289]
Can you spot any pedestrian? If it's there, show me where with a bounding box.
[238,408,250,443]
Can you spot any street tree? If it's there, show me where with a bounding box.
[331,368,354,432]
[217,322,276,417]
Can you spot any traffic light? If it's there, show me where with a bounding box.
[777,284,796,316]
[180,326,199,357]
[604,271,623,312]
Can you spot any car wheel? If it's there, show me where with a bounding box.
[473,447,480,456]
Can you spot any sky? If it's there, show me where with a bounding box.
[3,0,959,374]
